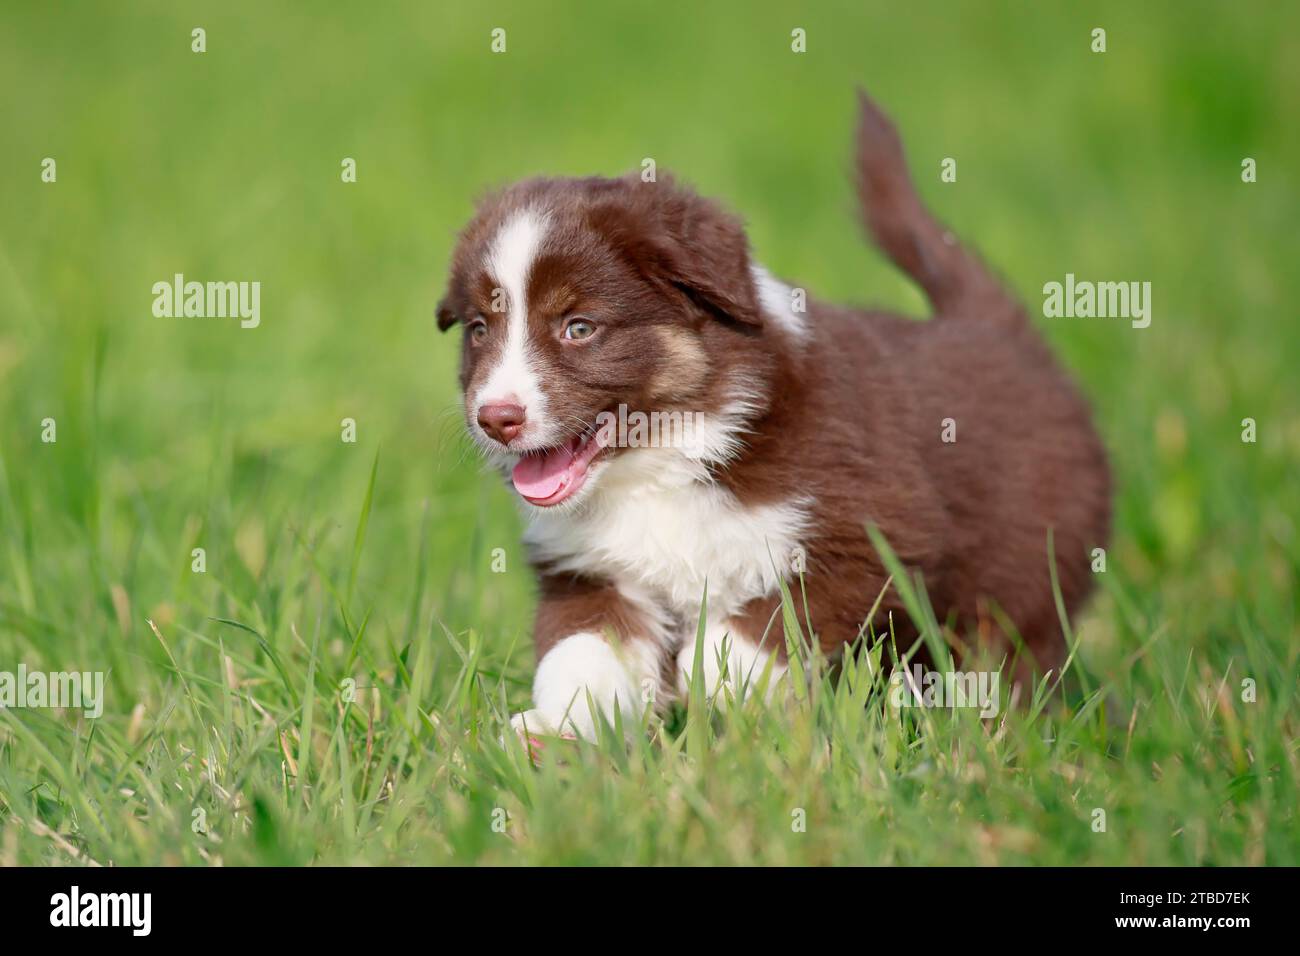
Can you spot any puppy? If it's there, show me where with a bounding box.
[436,91,1111,739]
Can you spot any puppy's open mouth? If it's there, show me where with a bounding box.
[511,427,607,507]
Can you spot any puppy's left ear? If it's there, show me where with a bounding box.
[658,196,762,327]
[435,296,457,332]
[595,178,762,328]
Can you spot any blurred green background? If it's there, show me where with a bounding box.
[0,1,1297,865]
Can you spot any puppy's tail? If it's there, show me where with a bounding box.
[854,89,1022,324]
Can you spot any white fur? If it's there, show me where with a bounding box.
[751,264,810,342]
[524,444,810,621]
[520,631,660,739]
[676,619,787,701]
[680,393,765,467]
[476,209,553,442]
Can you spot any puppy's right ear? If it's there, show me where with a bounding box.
[436,296,457,332]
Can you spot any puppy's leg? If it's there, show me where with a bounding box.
[675,617,786,704]
[511,575,670,742]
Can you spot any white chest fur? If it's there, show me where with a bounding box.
[522,448,808,625]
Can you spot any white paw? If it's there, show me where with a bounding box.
[676,623,785,703]
[506,708,576,757]
[509,708,567,738]
[530,632,659,740]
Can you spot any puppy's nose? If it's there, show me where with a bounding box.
[477,402,526,445]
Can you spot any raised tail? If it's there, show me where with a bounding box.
[854,89,1022,324]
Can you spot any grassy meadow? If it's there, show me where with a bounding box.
[0,1,1297,865]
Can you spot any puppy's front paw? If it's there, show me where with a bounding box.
[510,708,564,737]
[507,709,576,758]
[677,623,787,704]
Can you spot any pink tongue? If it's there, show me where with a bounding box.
[512,444,575,500]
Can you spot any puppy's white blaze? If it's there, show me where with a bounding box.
[529,632,659,739]
[676,620,787,702]
[477,209,550,433]
[751,264,810,341]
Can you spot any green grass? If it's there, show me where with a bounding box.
[1,0,1297,865]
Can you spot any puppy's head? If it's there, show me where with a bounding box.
[437,174,767,508]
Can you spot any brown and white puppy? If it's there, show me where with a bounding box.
[436,91,1111,739]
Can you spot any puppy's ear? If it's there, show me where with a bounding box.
[596,177,762,327]
[435,296,457,332]
[659,199,762,327]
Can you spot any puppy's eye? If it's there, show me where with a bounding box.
[467,318,488,344]
[562,317,597,341]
